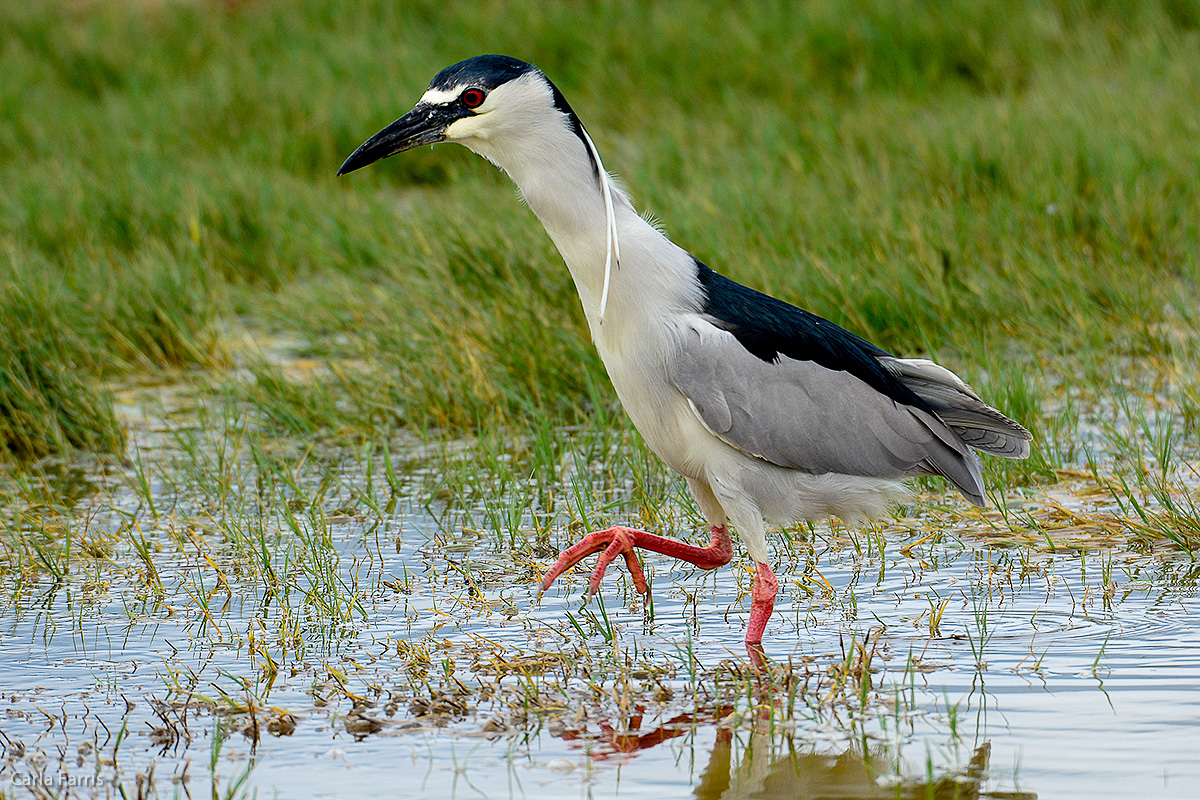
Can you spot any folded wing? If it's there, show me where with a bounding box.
[669,321,1029,507]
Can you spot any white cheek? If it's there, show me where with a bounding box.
[445,115,489,141]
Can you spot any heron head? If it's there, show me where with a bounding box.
[337,54,572,176]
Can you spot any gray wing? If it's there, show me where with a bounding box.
[879,357,1032,459]
[669,323,987,505]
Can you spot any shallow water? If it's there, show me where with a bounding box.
[2,421,1199,798]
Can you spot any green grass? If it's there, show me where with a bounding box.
[0,274,124,459]
[1,0,1198,483]
[5,8,1199,789]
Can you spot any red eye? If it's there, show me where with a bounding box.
[461,88,486,109]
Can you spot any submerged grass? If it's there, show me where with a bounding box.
[2,381,1199,795]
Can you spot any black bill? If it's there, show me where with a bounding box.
[337,103,465,176]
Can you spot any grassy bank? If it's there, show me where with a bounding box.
[1,0,1197,463]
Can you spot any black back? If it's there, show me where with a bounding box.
[696,261,932,411]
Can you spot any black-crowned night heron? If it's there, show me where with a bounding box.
[338,55,1031,654]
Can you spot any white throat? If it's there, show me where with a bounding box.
[446,74,628,321]
[444,70,699,341]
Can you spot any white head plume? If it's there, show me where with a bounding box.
[579,127,620,324]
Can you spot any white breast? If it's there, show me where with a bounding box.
[590,291,719,483]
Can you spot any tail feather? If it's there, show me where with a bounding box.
[883,357,1032,459]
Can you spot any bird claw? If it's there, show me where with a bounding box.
[540,524,734,603]
[540,526,652,598]
[591,532,650,595]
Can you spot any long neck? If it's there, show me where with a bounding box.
[474,121,625,312]
[460,93,702,342]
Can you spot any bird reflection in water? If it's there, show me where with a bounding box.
[554,706,1037,799]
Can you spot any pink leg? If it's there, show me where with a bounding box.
[744,561,778,646]
[539,525,732,598]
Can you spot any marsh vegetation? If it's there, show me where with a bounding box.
[2,0,1199,797]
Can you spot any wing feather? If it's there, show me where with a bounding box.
[880,357,1032,458]
[670,322,988,505]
